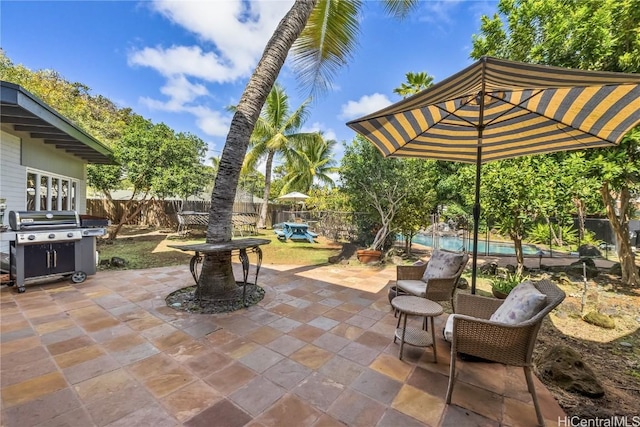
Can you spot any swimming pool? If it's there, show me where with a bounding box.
[410,233,541,256]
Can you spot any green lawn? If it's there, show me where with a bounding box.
[97,228,347,270]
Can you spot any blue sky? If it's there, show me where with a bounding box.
[1,0,497,169]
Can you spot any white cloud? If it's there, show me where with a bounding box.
[419,0,463,25]
[188,106,232,137]
[339,93,392,120]
[139,75,209,112]
[302,122,337,141]
[129,45,249,83]
[128,0,294,136]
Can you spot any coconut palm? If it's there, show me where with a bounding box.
[281,137,338,193]
[198,0,420,301]
[393,71,435,98]
[242,83,321,228]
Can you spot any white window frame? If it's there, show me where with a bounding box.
[26,169,78,211]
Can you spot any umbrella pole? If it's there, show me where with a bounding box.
[471,140,482,295]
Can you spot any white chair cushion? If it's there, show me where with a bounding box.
[490,281,547,324]
[396,280,427,298]
[422,249,465,281]
[443,314,456,342]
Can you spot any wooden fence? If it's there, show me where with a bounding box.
[86,199,285,229]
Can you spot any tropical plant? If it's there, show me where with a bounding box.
[490,271,529,296]
[199,0,421,300]
[279,137,338,194]
[339,138,439,255]
[480,157,550,274]
[238,83,322,228]
[393,71,435,98]
[527,222,579,247]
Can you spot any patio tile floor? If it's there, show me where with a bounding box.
[1,262,565,426]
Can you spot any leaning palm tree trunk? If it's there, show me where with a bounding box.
[257,151,276,229]
[197,0,318,298]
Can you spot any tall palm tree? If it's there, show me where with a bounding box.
[393,71,435,98]
[198,0,420,301]
[281,137,338,193]
[242,83,321,228]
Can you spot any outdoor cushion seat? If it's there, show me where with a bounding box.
[395,249,468,310]
[444,279,565,427]
[395,279,430,297]
[443,280,547,341]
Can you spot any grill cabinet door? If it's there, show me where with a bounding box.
[50,242,75,274]
[23,242,76,278]
[23,244,52,279]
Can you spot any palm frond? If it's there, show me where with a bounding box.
[383,0,420,19]
[291,0,363,97]
[282,97,312,133]
[264,83,289,128]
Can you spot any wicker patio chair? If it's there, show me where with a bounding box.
[445,279,566,427]
[396,249,469,311]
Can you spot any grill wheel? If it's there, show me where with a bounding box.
[71,271,87,284]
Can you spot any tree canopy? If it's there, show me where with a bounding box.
[471,0,640,285]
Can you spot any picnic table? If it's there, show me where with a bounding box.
[168,238,270,306]
[274,222,318,243]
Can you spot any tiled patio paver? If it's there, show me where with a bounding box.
[1,262,566,426]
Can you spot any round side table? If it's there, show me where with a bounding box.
[391,296,443,361]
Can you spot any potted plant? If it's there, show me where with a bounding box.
[490,271,528,299]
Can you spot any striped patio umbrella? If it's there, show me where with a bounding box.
[346,56,640,293]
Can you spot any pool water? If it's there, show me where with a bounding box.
[410,233,541,256]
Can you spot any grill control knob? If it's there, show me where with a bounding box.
[48,233,55,239]
[28,234,36,240]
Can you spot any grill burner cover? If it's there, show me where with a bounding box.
[9,210,80,231]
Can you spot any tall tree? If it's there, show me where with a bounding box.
[471,0,640,286]
[340,136,425,251]
[88,115,208,239]
[199,0,420,300]
[480,157,551,273]
[280,137,338,194]
[393,71,435,98]
[239,83,321,228]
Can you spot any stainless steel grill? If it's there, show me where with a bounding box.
[10,210,80,231]
[8,210,107,293]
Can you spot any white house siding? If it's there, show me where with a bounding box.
[0,129,25,217]
[21,134,85,180]
[0,129,25,253]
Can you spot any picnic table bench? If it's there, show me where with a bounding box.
[274,222,318,243]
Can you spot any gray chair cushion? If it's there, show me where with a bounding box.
[490,281,547,324]
[422,249,466,281]
[396,279,427,297]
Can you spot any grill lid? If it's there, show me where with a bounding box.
[9,210,80,231]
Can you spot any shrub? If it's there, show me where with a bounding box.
[490,271,529,295]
